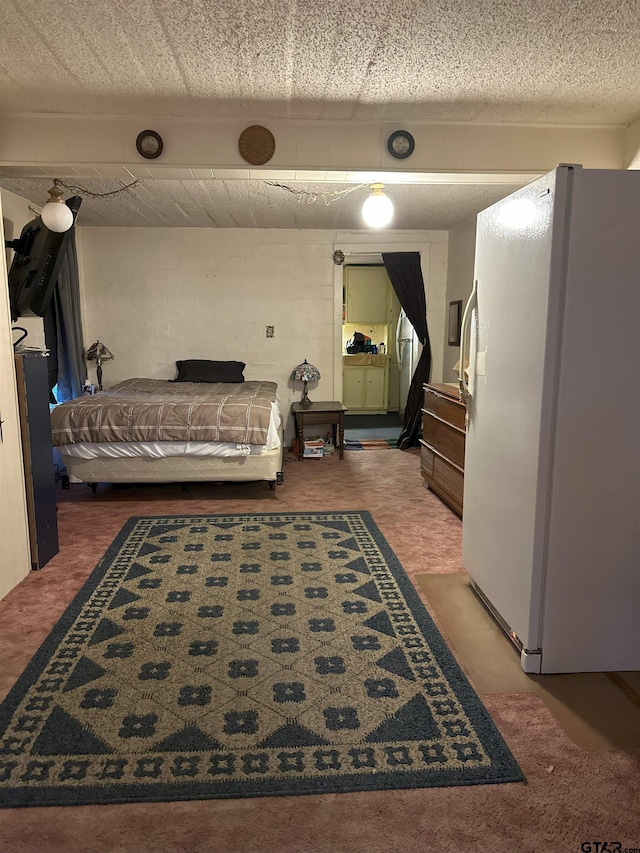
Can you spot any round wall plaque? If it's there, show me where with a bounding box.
[387,129,415,160]
[136,130,163,159]
[238,125,276,165]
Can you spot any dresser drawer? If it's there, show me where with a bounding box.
[420,441,464,517]
[422,412,465,470]
[420,383,466,517]
[423,387,465,430]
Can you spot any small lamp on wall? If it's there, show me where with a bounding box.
[85,340,114,390]
[290,359,320,408]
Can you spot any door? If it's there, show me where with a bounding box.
[461,168,568,655]
[363,366,385,409]
[344,266,388,323]
[0,199,32,598]
[343,366,365,409]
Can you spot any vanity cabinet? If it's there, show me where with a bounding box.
[420,383,466,517]
[343,364,389,414]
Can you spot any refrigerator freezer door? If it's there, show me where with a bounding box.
[462,169,569,654]
[396,310,416,415]
[535,169,640,672]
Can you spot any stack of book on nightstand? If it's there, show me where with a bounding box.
[303,436,324,458]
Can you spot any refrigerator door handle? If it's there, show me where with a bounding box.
[459,280,478,402]
[395,311,403,365]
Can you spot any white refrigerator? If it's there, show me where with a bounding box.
[460,165,640,674]
[396,310,420,415]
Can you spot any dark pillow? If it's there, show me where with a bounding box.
[174,360,246,383]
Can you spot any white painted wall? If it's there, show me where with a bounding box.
[0,194,33,599]
[442,216,477,383]
[0,115,626,178]
[77,227,448,439]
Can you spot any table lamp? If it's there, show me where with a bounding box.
[290,359,320,408]
[85,340,114,390]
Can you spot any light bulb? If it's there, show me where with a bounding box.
[41,201,74,232]
[362,184,394,229]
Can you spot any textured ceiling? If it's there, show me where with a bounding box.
[1,0,639,125]
[1,0,638,229]
[0,177,526,230]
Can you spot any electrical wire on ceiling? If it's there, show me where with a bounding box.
[52,177,142,199]
[265,181,369,206]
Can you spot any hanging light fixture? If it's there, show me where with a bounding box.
[362,183,394,229]
[40,180,74,233]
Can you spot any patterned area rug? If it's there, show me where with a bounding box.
[0,512,524,807]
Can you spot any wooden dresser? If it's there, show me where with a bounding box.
[420,383,466,517]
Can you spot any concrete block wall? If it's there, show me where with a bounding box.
[78,228,335,427]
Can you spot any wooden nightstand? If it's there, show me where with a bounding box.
[292,401,347,460]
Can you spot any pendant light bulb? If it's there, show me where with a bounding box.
[40,181,74,233]
[362,183,394,229]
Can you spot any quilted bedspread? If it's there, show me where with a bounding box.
[50,378,278,447]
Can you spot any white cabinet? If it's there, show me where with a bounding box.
[343,365,389,414]
[344,266,389,324]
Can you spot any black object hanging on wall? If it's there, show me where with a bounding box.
[14,351,59,570]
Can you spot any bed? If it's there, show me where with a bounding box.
[50,361,284,491]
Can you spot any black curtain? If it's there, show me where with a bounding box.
[382,252,431,449]
[44,232,86,402]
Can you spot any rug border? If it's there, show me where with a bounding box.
[0,511,524,807]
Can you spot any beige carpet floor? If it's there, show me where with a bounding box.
[0,447,639,853]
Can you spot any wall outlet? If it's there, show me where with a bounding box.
[266,325,275,338]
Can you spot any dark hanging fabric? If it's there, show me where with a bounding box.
[43,307,59,405]
[382,252,432,449]
[43,232,86,403]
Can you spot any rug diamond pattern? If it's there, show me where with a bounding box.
[0,512,524,806]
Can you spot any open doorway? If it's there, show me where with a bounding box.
[333,240,436,451]
[340,259,413,447]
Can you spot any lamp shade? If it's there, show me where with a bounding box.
[40,182,74,233]
[41,199,74,233]
[290,359,320,408]
[290,359,321,383]
[362,183,394,229]
[85,340,114,363]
